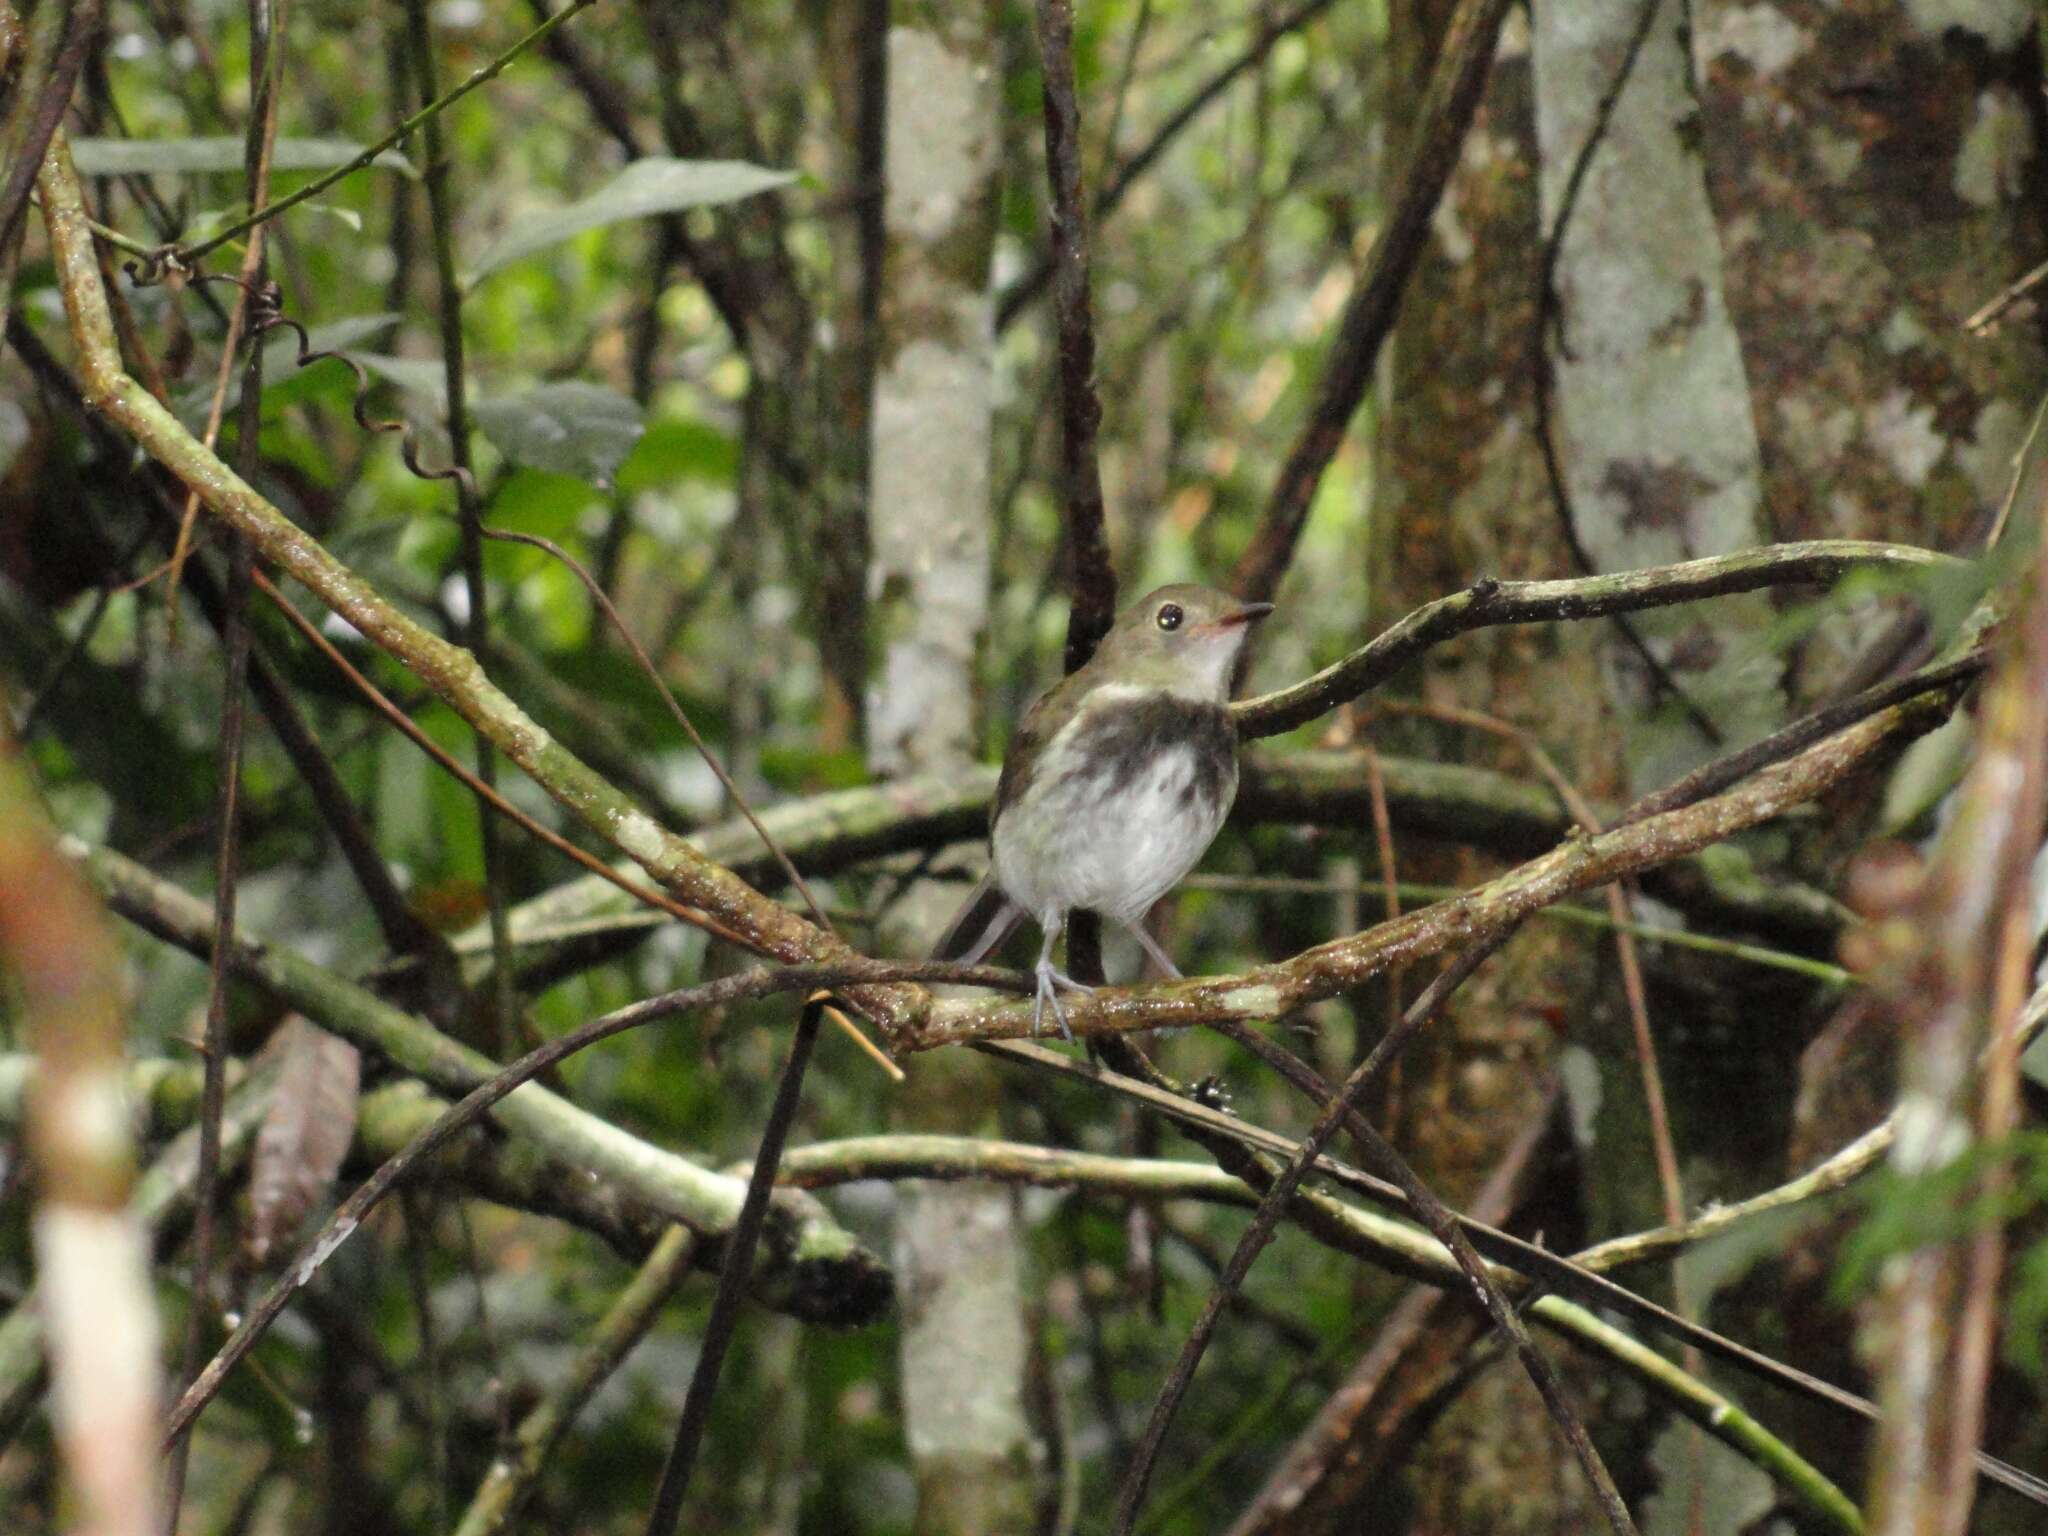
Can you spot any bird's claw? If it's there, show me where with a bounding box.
[1032,961,1094,1044]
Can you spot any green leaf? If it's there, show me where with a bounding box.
[465,158,794,282]
[351,352,454,403]
[68,136,414,177]
[0,398,28,480]
[616,416,738,493]
[474,382,644,487]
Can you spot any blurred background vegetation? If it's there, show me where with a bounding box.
[5,0,2048,1532]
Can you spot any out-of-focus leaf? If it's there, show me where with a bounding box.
[464,158,794,282]
[1640,1420,1773,1536]
[0,399,28,479]
[616,416,738,493]
[485,468,601,542]
[68,136,414,176]
[1880,710,1971,835]
[246,1017,362,1267]
[350,351,453,403]
[474,382,644,487]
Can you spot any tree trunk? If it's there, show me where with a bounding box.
[1364,7,1621,1530]
[867,5,1040,1531]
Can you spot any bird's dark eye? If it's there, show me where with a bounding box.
[1156,603,1184,632]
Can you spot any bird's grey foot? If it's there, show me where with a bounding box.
[1032,960,1095,1043]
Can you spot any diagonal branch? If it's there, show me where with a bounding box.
[916,675,1962,1048]
[1230,0,1518,603]
[1036,0,1118,672]
[996,0,1342,331]
[33,129,917,1024]
[1234,540,1963,737]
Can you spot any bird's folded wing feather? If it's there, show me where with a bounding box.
[930,872,1025,965]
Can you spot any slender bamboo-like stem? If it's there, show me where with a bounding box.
[167,0,600,268]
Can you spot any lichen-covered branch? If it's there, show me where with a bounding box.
[1234,541,1962,737]
[33,130,912,1024]
[73,839,889,1321]
[778,1135,1858,1534]
[910,689,1949,1048]
[1867,520,2048,1535]
[0,727,161,1536]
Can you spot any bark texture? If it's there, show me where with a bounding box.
[867,5,1039,1530]
[1363,6,1617,1530]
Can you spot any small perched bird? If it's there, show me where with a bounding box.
[934,583,1275,1039]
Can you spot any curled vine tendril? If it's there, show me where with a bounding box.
[193,271,478,500]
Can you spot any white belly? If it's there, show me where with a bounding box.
[991,734,1235,927]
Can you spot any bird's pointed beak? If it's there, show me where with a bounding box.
[1212,601,1276,630]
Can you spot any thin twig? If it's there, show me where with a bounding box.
[162,5,283,1512]
[1229,0,1516,602]
[250,569,753,951]
[403,0,519,1057]
[483,529,897,1075]
[1035,0,1117,671]
[158,0,599,271]
[1964,254,2048,335]
[1234,541,1965,738]
[997,0,1340,330]
[642,1000,825,1536]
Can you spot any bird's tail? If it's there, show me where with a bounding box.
[932,873,1024,965]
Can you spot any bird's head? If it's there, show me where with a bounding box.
[1091,584,1275,701]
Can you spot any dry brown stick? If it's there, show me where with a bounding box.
[0,720,162,1536]
[1867,482,2048,1536]
[1035,0,1117,673]
[916,680,1956,1049]
[1371,698,1685,1231]
[163,12,286,1512]
[1236,541,1962,738]
[1230,0,1516,602]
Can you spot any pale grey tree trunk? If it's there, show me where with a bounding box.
[1526,1,2048,1527]
[1532,0,1780,792]
[867,5,1040,1531]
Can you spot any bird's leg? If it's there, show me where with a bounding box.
[1032,917,1093,1043]
[1121,918,1184,981]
